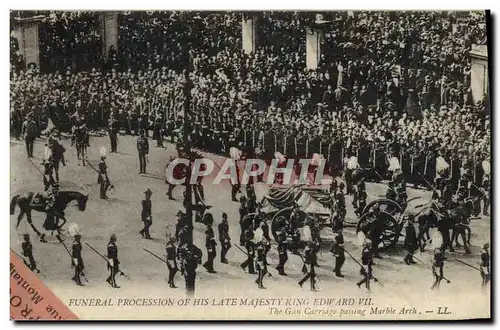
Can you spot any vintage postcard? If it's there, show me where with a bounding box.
[9,10,491,320]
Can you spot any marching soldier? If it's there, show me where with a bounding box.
[240,230,257,274]
[41,149,56,191]
[431,248,445,290]
[136,129,149,174]
[139,188,153,239]
[255,243,267,289]
[403,216,418,265]
[238,196,248,246]
[71,233,84,286]
[106,234,120,288]
[98,147,111,199]
[481,163,490,216]
[177,242,203,296]
[21,234,37,271]
[202,213,217,273]
[175,211,189,246]
[276,231,288,276]
[21,112,36,158]
[298,240,320,291]
[480,243,490,289]
[166,236,178,288]
[218,212,231,264]
[334,182,347,230]
[47,133,66,181]
[108,115,119,153]
[331,229,345,278]
[352,171,367,216]
[41,182,65,243]
[357,239,374,292]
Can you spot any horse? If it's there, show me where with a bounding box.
[74,127,89,166]
[10,190,88,241]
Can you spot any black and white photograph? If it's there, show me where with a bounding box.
[8,10,491,320]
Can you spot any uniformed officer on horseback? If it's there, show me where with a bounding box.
[218,212,231,264]
[21,234,37,271]
[98,147,111,199]
[41,182,65,243]
[202,213,217,273]
[166,235,178,288]
[139,188,153,239]
[71,233,84,286]
[480,243,490,289]
[106,234,120,288]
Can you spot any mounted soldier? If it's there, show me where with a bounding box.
[40,182,65,243]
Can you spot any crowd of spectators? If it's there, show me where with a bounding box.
[10,10,490,183]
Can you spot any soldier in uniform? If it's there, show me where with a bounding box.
[231,161,241,202]
[71,234,84,286]
[331,229,345,278]
[238,196,248,246]
[240,229,257,274]
[166,236,178,288]
[334,182,347,231]
[202,213,217,273]
[298,240,320,291]
[255,243,267,289]
[480,243,490,289]
[47,133,66,181]
[139,188,153,239]
[403,216,418,265]
[41,153,56,191]
[357,239,374,292]
[106,234,120,288]
[153,113,164,148]
[21,234,37,271]
[98,147,111,199]
[41,182,65,243]
[352,171,367,216]
[138,111,149,137]
[431,248,445,290]
[108,115,119,153]
[481,169,490,216]
[218,212,231,264]
[175,211,189,246]
[136,129,149,174]
[177,242,203,296]
[276,231,288,276]
[21,112,36,158]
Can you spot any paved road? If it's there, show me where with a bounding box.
[10,135,490,320]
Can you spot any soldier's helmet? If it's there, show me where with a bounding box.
[239,196,247,203]
[23,233,30,240]
[484,243,490,250]
[244,229,254,241]
[110,234,117,242]
[144,188,153,196]
[339,182,345,190]
[222,212,228,219]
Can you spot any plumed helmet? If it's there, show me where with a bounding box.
[100,146,107,158]
[203,212,214,226]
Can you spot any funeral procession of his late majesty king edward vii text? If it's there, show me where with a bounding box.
[9,10,491,320]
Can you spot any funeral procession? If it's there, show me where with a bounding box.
[10,10,490,318]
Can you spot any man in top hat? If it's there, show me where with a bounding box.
[21,112,36,158]
[218,212,231,264]
[140,188,153,239]
[136,129,149,174]
[98,147,111,199]
[71,232,84,286]
[21,234,37,271]
[106,234,120,288]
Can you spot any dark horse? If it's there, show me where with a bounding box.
[10,190,88,241]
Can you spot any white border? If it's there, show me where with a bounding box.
[1,1,498,328]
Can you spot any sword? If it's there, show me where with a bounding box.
[412,254,451,283]
[84,242,130,280]
[455,258,482,272]
[11,249,46,278]
[28,158,45,177]
[143,248,167,264]
[59,240,88,283]
[342,247,384,287]
[234,244,274,277]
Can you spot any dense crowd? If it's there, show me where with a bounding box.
[10,11,490,184]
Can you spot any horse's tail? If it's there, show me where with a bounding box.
[10,195,19,215]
